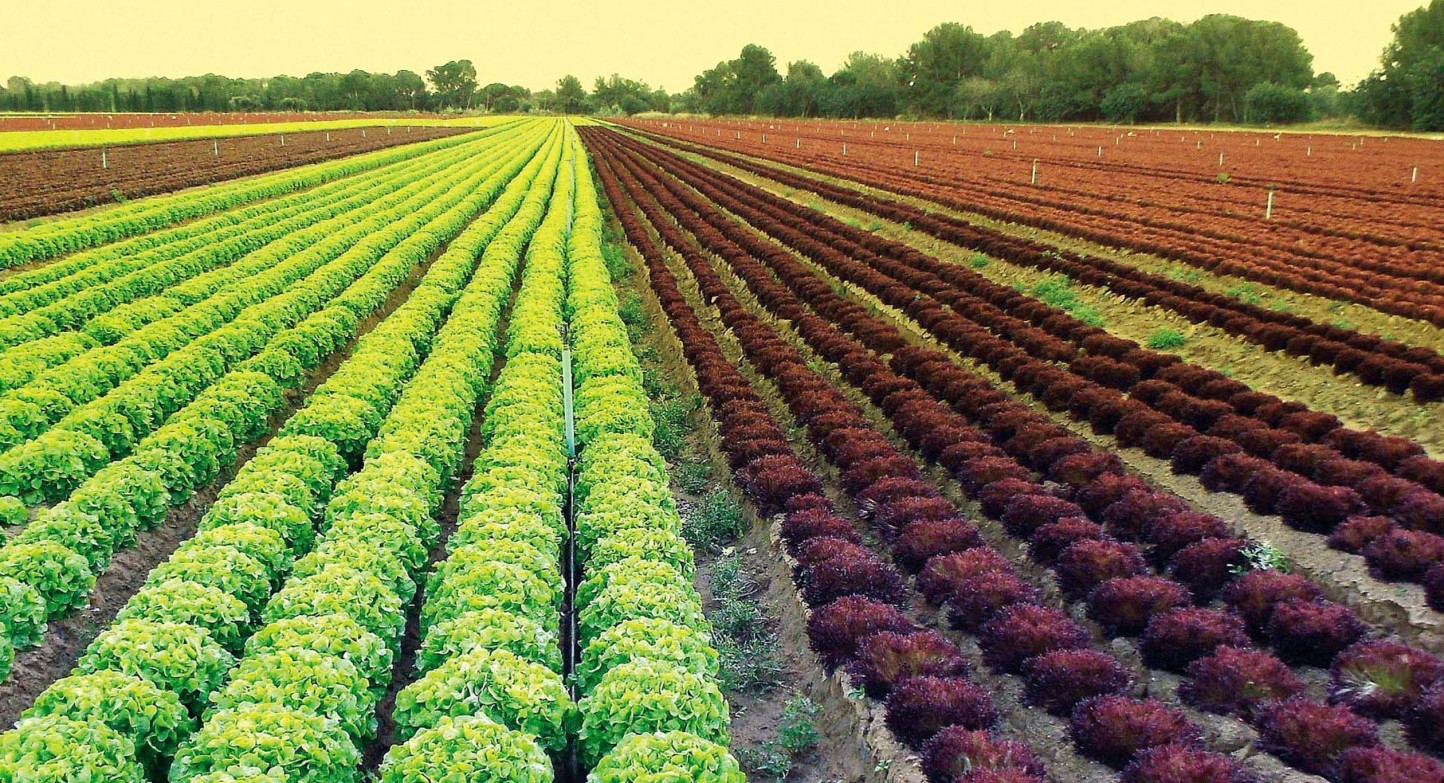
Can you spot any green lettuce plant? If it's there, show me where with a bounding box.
[78,619,234,713]
[392,647,575,751]
[168,703,359,783]
[23,670,194,773]
[0,541,94,619]
[118,578,250,653]
[0,714,145,783]
[416,608,561,675]
[0,575,46,648]
[577,575,708,647]
[578,660,730,766]
[199,491,314,554]
[576,617,720,696]
[179,523,291,586]
[145,545,270,616]
[378,715,553,783]
[209,649,376,744]
[262,568,404,652]
[591,730,745,783]
[245,614,393,696]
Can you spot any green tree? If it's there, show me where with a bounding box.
[1357,0,1444,129]
[556,74,589,114]
[757,60,826,117]
[732,44,782,112]
[1244,82,1313,123]
[1100,82,1149,122]
[820,52,901,118]
[427,60,478,110]
[900,23,992,116]
[394,70,428,110]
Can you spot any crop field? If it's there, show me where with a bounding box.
[0,113,1442,783]
[0,116,501,153]
[0,125,470,222]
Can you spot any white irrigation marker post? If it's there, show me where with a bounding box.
[1307,146,1311,156]
[1265,186,1276,220]
[1097,146,1103,158]
[796,137,800,148]
[213,140,219,157]
[1412,165,1419,183]
[914,150,920,166]
[1031,159,1038,185]
[101,148,107,169]
[1218,152,1224,167]
[280,134,285,146]
[842,143,847,156]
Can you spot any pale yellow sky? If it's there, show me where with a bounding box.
[0,0,1412,93]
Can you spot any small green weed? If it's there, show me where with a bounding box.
[1146,328,1187,350]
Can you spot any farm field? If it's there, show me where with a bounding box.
[0,124,472,222]
[0,111,446,133]
[0,116,503,153]
[0,111,1442,783]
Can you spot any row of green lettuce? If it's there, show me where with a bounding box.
[0,123,551,671]
[0,120,520,270]
[0,123,563,781]
[0,129,493,356]
[373,125,742,780]
[0,130,523,484]
[374,127,575,782]
[564,133,744,781]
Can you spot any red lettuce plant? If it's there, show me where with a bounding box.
[1021,649,1133,717]
[1139,607,1252,672]
[1167,538,1247,601]
[1254,697,1379,777]
[979,604,1090,673]
[1335,746,1444,783]
[917,548,1011,604]
[1362,529,1444,581]
[920,727,1045,783]
[1267,599,1367,667]
[1001,494,1086,537]
[1405,682,1444,755]
[1328,516,1395,554]
[1218,569,1324,635]
[1069,696,1203,769]
[1087,576,1192,637]
[799,548,906,607]
[1330,640,1444,718]
[1028,518,1104,565]
[894,518,984,572]
[1178,646,1304,718]
[946,572,1041,631]
[885,675,999,748]
[806,596,914,670]
[847,630,968,698]
[1120,744,1260,783]
[1054,539,1147,599]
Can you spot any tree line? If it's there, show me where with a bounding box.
[683,5,1443,130]
[686,17,1327,124]
[2,4,1441,129]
